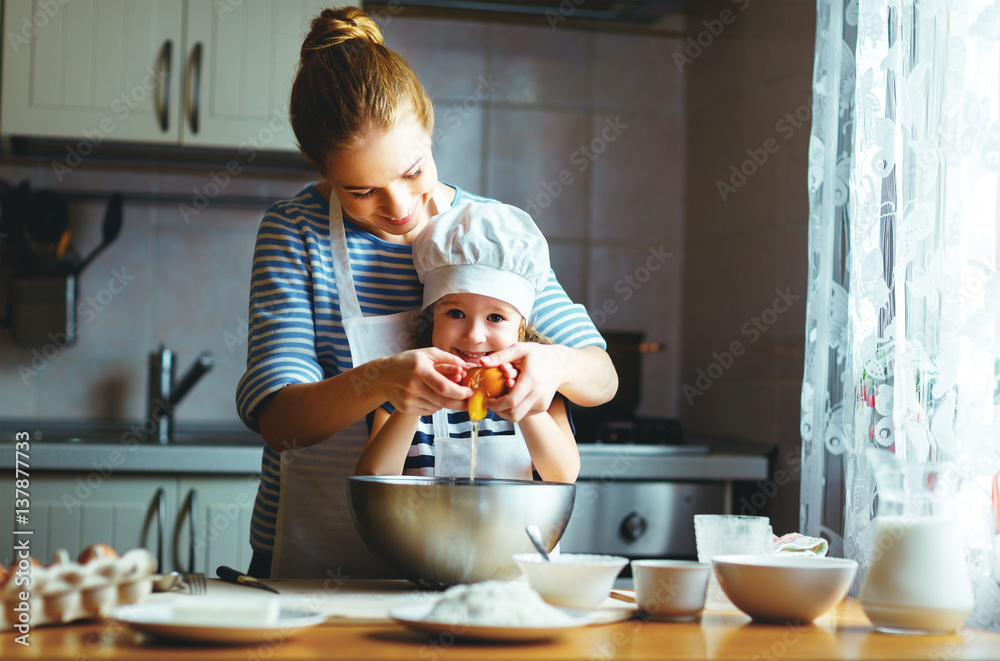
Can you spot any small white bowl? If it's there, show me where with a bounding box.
[513,553,629,610]
[631,559,711,621]
[713,554,858,623]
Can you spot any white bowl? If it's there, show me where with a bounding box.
[713,554,858,623]
[631,560,711,621]
[513,553,629,610]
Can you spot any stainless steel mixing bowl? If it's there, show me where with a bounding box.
[347,476,576,588]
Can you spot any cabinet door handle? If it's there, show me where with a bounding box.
[154,40,172,133]
[154,487,166,572]
[185,42,203,135]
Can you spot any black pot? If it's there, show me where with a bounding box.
[572,331,665,442]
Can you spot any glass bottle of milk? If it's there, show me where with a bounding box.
[859,449,974,634]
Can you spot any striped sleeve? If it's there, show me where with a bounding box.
[236,197,326,433]
[530,272,606,350]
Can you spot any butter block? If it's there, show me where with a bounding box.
[170,595,281,627]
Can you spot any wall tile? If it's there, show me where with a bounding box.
[432,104,484,195]
[548,242,586,306]
[382,18,488,103]
[488,23,589,107]
[589,111,683,243]
[36,360,139,420]
[485,107,588,240]
[0,338,39,416]
[593,33,683,114]
[588,245,681,331]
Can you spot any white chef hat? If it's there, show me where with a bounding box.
[413,201,550,320]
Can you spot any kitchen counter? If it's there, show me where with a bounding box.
[0,420,768,481]
[4,579,998,660]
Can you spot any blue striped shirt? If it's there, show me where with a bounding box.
[236,184,605,553]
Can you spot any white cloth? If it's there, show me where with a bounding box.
[412,201,550,319]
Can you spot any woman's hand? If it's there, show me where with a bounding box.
[477,343,568,422]
[374,348,473,416]
[479,343,618,422]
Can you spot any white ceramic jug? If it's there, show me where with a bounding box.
[858,449,974,634]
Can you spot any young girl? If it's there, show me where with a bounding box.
[355,202,580,483]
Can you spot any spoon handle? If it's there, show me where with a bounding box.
[525,524,552,561]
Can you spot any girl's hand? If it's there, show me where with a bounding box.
[478,343,568,422]
[375,348,473,416]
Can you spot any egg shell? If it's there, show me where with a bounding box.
[78,543,119,564]
[464,366,509,397]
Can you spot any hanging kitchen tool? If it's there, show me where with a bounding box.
[75,192,123,275]
[21,188,70,276]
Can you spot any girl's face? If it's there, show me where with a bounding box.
[431,293,522,360]
[325,117,439,244]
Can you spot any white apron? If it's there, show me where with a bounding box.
[432,411,533,480]
[270,186,533,578]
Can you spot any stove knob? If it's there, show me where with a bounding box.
[619,511,647,542]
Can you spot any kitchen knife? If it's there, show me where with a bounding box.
[216,565,280,594]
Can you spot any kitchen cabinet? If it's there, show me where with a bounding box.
[1,0,337,151]
[0,472,259,574]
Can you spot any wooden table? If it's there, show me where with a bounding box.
[3,579,999,660]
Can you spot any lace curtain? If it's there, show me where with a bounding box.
[802,0,1000,629]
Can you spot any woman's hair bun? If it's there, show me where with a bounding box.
[302,6,383,55]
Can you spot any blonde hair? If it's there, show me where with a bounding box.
[290,6,434,175]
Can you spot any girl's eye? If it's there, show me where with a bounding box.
[404,169,423,181]
[487,313,505,323]
[447,309,465,319]
[350,190,375,200]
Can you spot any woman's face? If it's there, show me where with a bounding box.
[431,293,522,360]
[325,117,439,244]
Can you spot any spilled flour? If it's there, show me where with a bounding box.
[424,581,575,627]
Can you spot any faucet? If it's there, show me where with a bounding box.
[147,344,214,444]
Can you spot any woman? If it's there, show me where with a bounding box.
[236,6,617,579]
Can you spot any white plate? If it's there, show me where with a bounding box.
[388,602,592,642]
[111,602,325,645]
